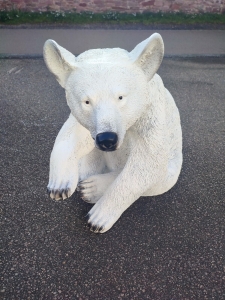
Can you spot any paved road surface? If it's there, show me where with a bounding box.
[0,56,224,299]
[1,29,225,57]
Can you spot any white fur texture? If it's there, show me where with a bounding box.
[44,33,182,233]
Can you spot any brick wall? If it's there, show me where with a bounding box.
[0,0,224,13]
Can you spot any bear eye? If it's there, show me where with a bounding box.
[119,96,123,100]
[85,100,90,104]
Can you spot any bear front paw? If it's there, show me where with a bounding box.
[47,185,72,201]
[85,202,122,233]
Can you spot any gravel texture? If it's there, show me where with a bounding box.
[0,57,225,299]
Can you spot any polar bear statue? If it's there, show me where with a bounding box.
[44,33,182,233]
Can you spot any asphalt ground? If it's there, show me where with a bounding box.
[0,55,225,299]
[1,28,225,57]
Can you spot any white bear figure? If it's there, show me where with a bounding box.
[44,33,182,233]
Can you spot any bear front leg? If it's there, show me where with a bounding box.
[86,145,167,233]
[47,114,94,200]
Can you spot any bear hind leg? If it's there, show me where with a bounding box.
[142,153,182,197]
[78,171,120,204]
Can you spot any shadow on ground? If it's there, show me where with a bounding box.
[0,57,225,299]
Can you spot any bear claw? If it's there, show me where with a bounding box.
[88,223,100,233]
[89,224,104,233]
[85,214,105,233]
[90,225,98,232]
[46,186,71,200]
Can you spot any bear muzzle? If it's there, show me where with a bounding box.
[96,132,118,151]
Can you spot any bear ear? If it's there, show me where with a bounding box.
[130,33,164,81]
[43,39,77,88]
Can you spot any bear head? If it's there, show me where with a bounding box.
[43,33,164,151]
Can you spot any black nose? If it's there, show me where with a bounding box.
[96,132,118,151]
